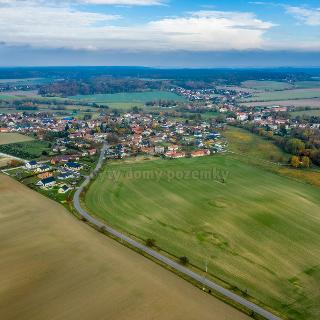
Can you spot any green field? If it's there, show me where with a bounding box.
[0,133,33,145]
[290,109,320,117]
[242,88,320,102]
[241,80,293,91]
[85,134,320,319]
[70,91,186,104]
[294,81,320,88]
[0,140,51,159]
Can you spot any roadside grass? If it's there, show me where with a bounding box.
[0,133,34,145]
[85,153,320,320]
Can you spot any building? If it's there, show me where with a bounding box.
[165,151,186,159]
[25,160,39,170]
[88,148,97,156]
[36,177,56,188]
[64,162,83,171]
[154,146,165,154]
[37,171,53,179]
[191,150,210,157]
[58,184,71,194]
[35,164,50,173]
[57,171,74,180]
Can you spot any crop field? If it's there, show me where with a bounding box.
[290,109,320,117]
[241,80,294,91]
[0,156,11,167]
[0,139,51,159]
[69,91,186,104]
[294,81,320,88]
[242,88,320,102]
[0,133,33,145]
[85,140,320,319]
[241,99,320,108]
[0,174,248,320]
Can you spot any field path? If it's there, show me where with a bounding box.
[74,143,282,320]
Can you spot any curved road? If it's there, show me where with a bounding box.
[73,143,282,320]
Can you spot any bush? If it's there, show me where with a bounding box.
[145,238,156,247]
[179,256,189,265]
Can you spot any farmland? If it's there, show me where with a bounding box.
[242,88,320,102]
[69,91,186,104]
[0,140,51,159]
[241,99,320,108]
[0,133,33,145]
[241,80,294,91]
[85,139,320,320]
[0,174,248,320]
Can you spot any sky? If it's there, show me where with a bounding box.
[0,0,319,67]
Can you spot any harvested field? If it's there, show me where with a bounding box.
[0,174,248,320]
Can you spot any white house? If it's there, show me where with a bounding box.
[25,160,39,170]
[36,177,56,188]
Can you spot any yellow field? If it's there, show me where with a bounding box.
[0,133,33,145]
[0,174,248,320]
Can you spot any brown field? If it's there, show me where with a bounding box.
[241,98,320,108]
[0,156,11,167]
[0,133,33,145]
[0,174,248,320]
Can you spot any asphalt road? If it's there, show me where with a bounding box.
[73,143,282,320]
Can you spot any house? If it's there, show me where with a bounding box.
[165,151,186,159]
[154,146,165,154]
[191,149,210,158]
[58,184,71,194]
[36,176,56,188]
[25,160,39,170]
[168,145,179,152]
[88,148,97,156]
[236,113,248,121]
[37,171,53,179]
[35,164,50,173]
[64,162,83,171]
[57,171,74,180]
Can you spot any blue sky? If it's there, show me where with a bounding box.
[0,0,319,67]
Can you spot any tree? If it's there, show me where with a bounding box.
[286,138,305,155]
[301,156,311,168]
[179,256,189,265]
[267,131,273,139]
[145,238,156,247]
[291,156,300,168]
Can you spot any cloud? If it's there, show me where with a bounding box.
[286,6,320,26]
[0,1,277,52]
